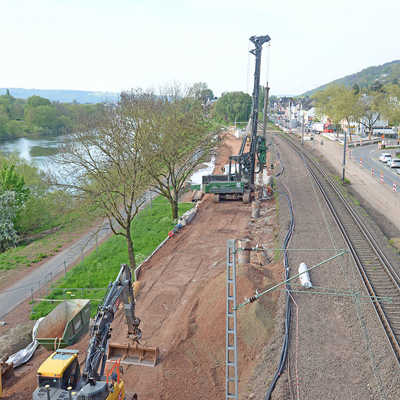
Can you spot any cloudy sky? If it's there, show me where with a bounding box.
[1,0,398,96]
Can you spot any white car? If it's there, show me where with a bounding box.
[379,153,392,163]
[389,159,400,168]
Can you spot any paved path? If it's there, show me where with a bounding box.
[0,220,112,319]
[0,190,159,320]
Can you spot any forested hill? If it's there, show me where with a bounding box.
[303,60,400,96]
[0,88,118,104]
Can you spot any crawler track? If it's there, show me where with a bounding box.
[280,133,400,366]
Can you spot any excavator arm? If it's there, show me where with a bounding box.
[33,264,157,400]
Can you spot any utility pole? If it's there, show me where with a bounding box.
[249,34,271,185]
[342,127,349,182]
[262,82,270,140]
[301,113,305,145]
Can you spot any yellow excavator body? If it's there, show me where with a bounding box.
[37,350,77,379]
[105,381,125,400]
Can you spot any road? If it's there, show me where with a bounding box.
[350,143,400,189]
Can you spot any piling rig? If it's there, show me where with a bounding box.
[202,34,271,203]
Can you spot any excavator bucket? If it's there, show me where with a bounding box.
[108,342,159,367]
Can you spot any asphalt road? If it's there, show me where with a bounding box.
[350,143,400,189]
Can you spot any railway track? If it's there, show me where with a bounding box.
[279,133,400,366]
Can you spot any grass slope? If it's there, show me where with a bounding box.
[31,197,193,319]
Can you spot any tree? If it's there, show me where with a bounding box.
[26,95,51,108]
[352,83,360,95]
[213,91,252,123]
[144,87,216,220]
[24,105,58,133]
[313,85,363,141]
[359,91,384,139]
[0,162,30,206]
[382,84,400,139]
[370,80,384,93]
[0,161,30,240]
[55,91,154,268]
[188,82,214,104]
[0,191,19,252]
[313,85,364,182]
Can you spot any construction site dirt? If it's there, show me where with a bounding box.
[1,131,283,399]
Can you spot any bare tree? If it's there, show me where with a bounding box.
[55,91,156,268]
[145,86,216,220]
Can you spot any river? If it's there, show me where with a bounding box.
[0,135,66,176]
[0,135,216,186]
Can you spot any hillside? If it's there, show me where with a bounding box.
[303,59,400,96]
[0,88,118,104]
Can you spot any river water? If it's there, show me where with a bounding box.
[0,135,216,186]
[0,135,66,176]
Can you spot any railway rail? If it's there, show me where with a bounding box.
[279,132,400,366]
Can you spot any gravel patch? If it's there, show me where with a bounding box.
[261,134,400,400]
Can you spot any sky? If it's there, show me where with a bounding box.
[1,0,399,97]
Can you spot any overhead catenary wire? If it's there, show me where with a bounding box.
[236,250,347,309]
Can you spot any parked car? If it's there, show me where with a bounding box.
[379,153,392,163]
[389,159,400,168]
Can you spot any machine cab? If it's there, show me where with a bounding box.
[37,349,80,390]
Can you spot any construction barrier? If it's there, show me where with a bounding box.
[371,168,375,176]
[359,158,363,167]
[380,173,384,184]
[393,183,397,193]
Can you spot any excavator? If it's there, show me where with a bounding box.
[32,264,158,400]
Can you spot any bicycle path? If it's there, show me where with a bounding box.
[0,219,112,320]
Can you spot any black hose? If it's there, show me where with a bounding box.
[264,143,295,399]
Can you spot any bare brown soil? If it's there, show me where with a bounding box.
[2,130,282,399]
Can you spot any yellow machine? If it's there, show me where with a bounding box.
[33,264,156,400]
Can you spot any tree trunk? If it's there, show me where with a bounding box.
[369,128,372,140]
[126,227,136,269]
[169,190,179,221]
[171,198,179,221]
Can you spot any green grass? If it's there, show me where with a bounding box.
[0,200,101,271]
[333,174,351,186]
[389,238,400,254]
[0,250,30,270]
[30,197,193,319]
